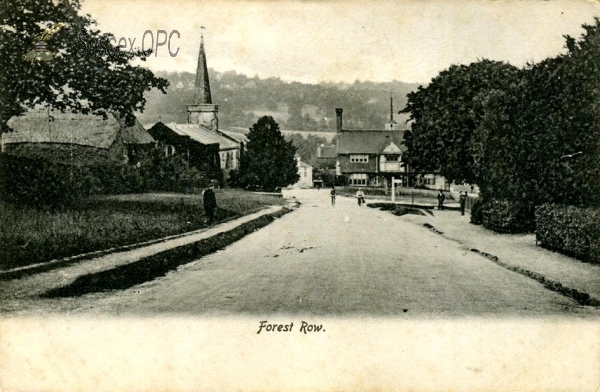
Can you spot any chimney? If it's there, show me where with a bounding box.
[335,108,343,133]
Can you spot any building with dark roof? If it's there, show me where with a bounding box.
[149,31,243,177]
[2,110,154,164]
[333,107,409,187]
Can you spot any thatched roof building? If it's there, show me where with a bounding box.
[2,110,155,163]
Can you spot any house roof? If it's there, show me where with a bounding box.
[119,117,155,145]
[5,110,120,149]
[381,141,402,154]
[4,110,154,149]
[164,123,239,150]
[295,155,312,168]
[218,127,249,143]
[336,130,406,155]
[338,155,377,173]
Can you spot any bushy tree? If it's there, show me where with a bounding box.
[0,0,168,131]
[475,19,600,209]
[400,60,520,184]
[137,148,210,192]
[230,116,299,191]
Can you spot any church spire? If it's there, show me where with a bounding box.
[187,27,218,130]
[389,92,394,123]
[385,91,398,130]
[193,27,212,105]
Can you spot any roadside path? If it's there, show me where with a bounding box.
[0,206,284,302]
[402,210,600,304]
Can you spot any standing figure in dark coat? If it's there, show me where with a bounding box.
[459,191,467,216]
[203,185,217,224]
[437,190,445,211]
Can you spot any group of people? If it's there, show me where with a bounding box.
[330,187,469,212]
[437,190,468,215]
[329,187,366,207]
[205,184,469,221]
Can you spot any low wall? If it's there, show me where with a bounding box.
[398,187,438,198]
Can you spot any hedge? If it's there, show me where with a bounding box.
[0,152,212,209]
[535,204,600,263]
[0,153,95,208]
[482,199,535,233]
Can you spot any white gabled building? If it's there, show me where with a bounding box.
[294,154,313,188]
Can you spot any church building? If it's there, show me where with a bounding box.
[147,30,244,181]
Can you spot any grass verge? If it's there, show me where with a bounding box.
[42,208,290,297]
[0,189,285,271]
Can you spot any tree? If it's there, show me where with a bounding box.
[230,116,299,191]
[400,60,520,184]
[0,0,168,131]
[474,19,600,209]
[286,133,328,166]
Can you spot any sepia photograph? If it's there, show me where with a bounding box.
[0,0,599,390]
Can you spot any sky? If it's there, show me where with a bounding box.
[80,0,600,85]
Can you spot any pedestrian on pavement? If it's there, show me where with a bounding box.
[203,184,217,224]
[355,189,365,207]
[330,186,336,207]
[437,190,445,211]
[459,191,467,216]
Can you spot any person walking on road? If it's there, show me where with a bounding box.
[437,190,445,211]
[459,191,467,216]
[203,184,217,224]
[355,189,365,207]
[330,186,336,207]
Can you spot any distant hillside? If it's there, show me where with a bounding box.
[137,69,420,131]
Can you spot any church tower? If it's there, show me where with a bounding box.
[187,29,218,130]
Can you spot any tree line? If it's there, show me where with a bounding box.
[138,70,417,130]
[401,19,600,231]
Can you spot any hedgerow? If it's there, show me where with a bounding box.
[535,204,600,263]
[481,199,535,233]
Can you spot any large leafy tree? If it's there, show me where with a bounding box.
[400,59,520,184]
[230,116,299,191]
[0,0,168,131]
[475,19,600,208]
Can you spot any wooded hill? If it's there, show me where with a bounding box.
[137,70,419,131]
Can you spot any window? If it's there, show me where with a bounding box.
[349,173,368,186]
[164,144,175,157]
[385,154,401,162]
[350,155,369,163]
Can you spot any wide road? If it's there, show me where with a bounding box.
[39,188,596,317]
